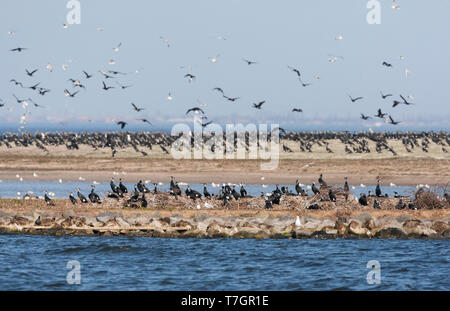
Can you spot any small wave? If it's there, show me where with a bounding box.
[46,244,143,254]
[330,286,352,291]
[46,246,89,254]
[159,278,175,285]
[43,282,69,289]
[96,245,142,253]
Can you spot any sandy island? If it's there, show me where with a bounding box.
[1,136,449,239]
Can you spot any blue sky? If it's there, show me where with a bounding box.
[1,0,449,131]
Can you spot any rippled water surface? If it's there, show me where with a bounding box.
[0,235,448,290]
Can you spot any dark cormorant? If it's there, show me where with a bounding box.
[117,121,127,129]
[119,179,128,193]
[344,177,350,201]
[295,180,306,196]
[240,184,247,198]
[359,193,368,206]
[130,187,140,202]
[307,203,320,210]
[110,178,119,194]
[274,185,281,195]
[408,202,417,210]
[375,180,382,197]
[348,94,364,103]
[186,186,201,201]
[137,180,145,193]
[88,186,101,204]
[231,186,240,200]
[329,189,336,202]
[44,191,55,206]
[265,198,273,209]
[311,183,320,195]
[107,192,120,200]
[318,174,328,188]
[374,109,387,119]
[243,58,258,65]
[77,188,88,203]
[252,101,265,109]
[69,192,77,205]
[169,176,182,195]
[395,199,406,210]
[373,199,380,209]
[444,193,450,204]
[141,193,148,208]
[203,184,211,199]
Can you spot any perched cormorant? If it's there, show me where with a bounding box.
[295,180,302,195]
[69,192,77,205]
[231,186,240,200]
[318,173,328,188]
[359,193,368,206]
[307,203,320,210]
[77,188,88,203]
[44,191,55,206]
[110,178,119,194]
[373,199,380,209]
[106,192,120,200]
[136,180,145,193]
[311,183,320,195]
[88,186,101,204]
[141,193,148,208]
[119,179,128,193]
[444,193,450,204]
[408,202,417,210]
[186,186,201,201]
[240,184,248,198]
[129,187,140,202]
[329,189,336,202]
[203,184,211,199]
[265,198,273,209]
[344,177,350,201]
[375,180,382,197]
[169,176,182,196]
[395,199,406,210]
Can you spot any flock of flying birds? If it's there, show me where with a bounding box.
[1,3,418,131]
[181,56,415,127]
